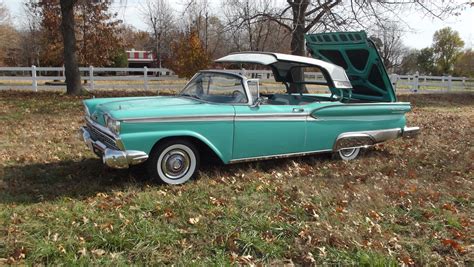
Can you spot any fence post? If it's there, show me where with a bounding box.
[89,66,94,91]
[390,74,398,91]
[447,75,452,91]
[31,65,38,92]
[412,71,419,92]
[144,67,149,90]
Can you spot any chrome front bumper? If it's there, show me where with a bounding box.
[80,127,148,169]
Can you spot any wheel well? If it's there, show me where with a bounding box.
[151,136,224,164]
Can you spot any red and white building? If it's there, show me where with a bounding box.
[126,49,157,68]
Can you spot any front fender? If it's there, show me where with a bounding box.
[119,130,231,163]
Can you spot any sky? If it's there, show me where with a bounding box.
[2,0,473,50]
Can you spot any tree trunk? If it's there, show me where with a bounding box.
[288,2,308,94]
[60,0,82,95]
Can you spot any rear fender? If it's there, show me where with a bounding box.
[311,102,412,118]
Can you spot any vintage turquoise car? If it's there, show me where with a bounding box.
[80,31,419,185]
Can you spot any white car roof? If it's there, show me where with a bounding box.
[215,52,352,89]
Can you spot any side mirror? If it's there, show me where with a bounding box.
[251,97,264,108]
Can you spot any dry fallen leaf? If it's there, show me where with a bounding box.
[92,249,106,257]
[78,247,87,257]
[188,216,201,225]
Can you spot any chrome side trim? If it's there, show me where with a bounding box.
[122,114,235,123]
[311,102,412,112]
[123,113,311,123]
[235,113,309,121]
[229,149,333,164]
[333,128,402,151]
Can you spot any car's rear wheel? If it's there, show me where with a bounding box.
[337,147,361,161]
[147,139,200,185]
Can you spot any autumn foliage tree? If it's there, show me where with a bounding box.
[0,3,21,67]
[168,30,211,78]
[432,27,465,74]
[28,0,124,67]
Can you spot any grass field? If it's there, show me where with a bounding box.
[0,91,472,265]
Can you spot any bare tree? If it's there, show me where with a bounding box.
[224,0,465,92]
[141,0,175,68]
[223,0,287,53]
[254,1,465,57]
[369,23,407,72]
[21,1,43,66]
[0,1,10,25]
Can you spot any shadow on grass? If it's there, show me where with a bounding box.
[1,150,360,205]
[0,159,150,204]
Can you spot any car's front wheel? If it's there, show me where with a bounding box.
[147,139,200,185]
[336,147,361,161]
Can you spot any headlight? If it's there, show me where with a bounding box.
[104,114,121,135]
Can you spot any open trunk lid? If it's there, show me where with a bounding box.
[305,31,396,102]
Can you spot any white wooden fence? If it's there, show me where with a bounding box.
[0,66,472,92]
[0,66,177,91]
[389,72,472,92]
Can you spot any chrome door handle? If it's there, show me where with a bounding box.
[293,108,304,113]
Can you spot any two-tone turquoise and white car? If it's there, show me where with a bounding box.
[80,31,419,185]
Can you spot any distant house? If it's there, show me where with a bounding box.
[126,49,156,68]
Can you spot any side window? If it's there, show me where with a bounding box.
[208,75,242,96]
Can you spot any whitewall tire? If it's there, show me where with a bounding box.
[147,140,200,185]
[337,147,361,161]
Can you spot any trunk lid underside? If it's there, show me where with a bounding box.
[305,31,396,102]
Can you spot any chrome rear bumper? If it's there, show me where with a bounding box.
[334,126,420,151]
[80,127,148,169]
[402,126,420,138]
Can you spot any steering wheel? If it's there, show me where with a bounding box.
[232,90,246,103]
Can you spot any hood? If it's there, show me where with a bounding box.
[85,96,235,126]
[85,96,203,125]
[305,31,396,102]
[97,96,198,112]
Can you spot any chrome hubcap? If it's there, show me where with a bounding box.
[161,149,190,179]
[340,148,356,157]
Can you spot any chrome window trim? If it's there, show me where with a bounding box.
[178,70,253,106]
[229,149,333,164]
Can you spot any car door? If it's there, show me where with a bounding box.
[232,104,307,160]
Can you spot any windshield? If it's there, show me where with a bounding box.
[179,72,248,104]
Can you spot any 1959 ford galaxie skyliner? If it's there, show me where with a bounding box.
[80,31,419,184]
